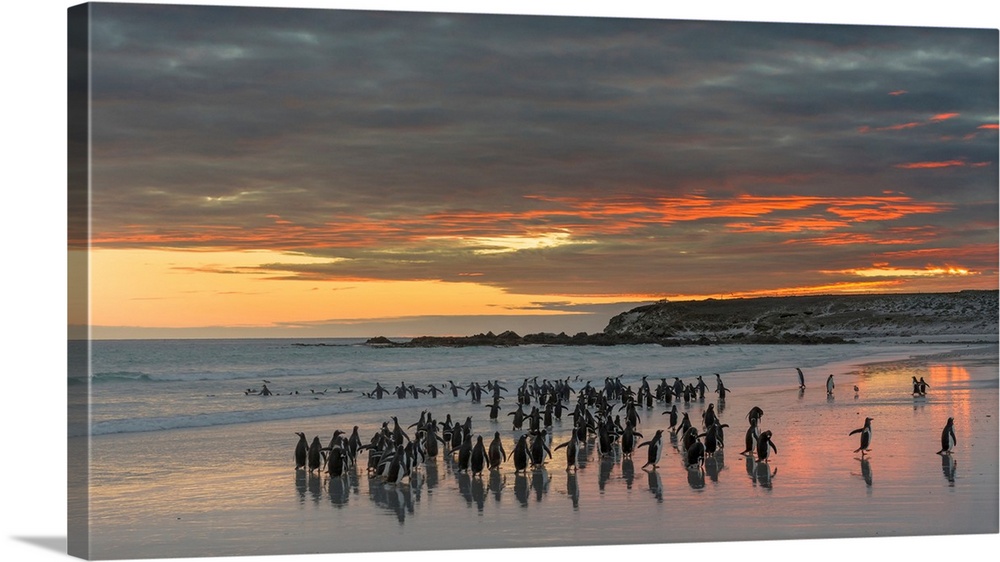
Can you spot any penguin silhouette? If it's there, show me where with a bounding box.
[849,417,874,455]
[937,417,956,455]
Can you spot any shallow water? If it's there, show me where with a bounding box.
[80,340,999,559]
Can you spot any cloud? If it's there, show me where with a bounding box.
[82,5,998,303]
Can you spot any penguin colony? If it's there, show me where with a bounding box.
[291,370,959,492]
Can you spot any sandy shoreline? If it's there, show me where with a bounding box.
[78,341,998,560]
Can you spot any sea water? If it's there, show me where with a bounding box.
[72,337,999,559]
[76,338,947,437]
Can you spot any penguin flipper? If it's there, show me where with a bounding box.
[848,428,862,436]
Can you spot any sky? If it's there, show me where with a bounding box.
[71,0,998,339]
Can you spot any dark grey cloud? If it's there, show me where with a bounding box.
[85,3,998,297]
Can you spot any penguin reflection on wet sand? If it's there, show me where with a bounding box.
[850,417,874,456]
[937,417,956,455]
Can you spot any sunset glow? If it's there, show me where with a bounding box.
[77,8,998,338]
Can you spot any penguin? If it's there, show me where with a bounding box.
[686,439,706,469]
[454,432,473,472]
[529,429,552,468]
[826,374,835,396]
[390,416,410,446]
[487,431,507,469]
[621,422,642,458]
[326,446,348,478]
[702,403,718,429]
[918,377,930,395]
[937,417,956,455]
[347,426,363,464]
[553,436,580,472]
[470,435,488,476]
[485,400,502,421]
[324,429,347,470]
[741,416,760,457]
[512,434,530,473]
[849,417,874,455]
[662,405,679,431]
[383,445,409,484]
[307,435,323,473]
[796,367,805,389]
[703,421,729,455]
[596,423,614,458]
[756,430,777,462]
[294,432,308,470]
[911,376,921,396]
[637,429,664,469]
[681,426,700,453]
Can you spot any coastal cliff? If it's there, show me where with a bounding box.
[603,290,998,342]
[366,290,998,347]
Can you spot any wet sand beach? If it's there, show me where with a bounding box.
[80,341,998,560]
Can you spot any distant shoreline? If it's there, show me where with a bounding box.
[361,290,999,348]
[360,330,855,348]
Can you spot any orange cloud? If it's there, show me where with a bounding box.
[861,112,962,134]
[978,123,999,130]
[91,193,954,252]
[827,264,977,278]
[930,112,960,121]
[888,90,908,96]
[894,160,966,169]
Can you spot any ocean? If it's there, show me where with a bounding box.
[70,337,999,560]
[75,337,953,437]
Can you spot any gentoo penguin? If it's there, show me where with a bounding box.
[307,436,323,473]
[849,417,874,455]
[911,376,921,395]
[662,404,679,431]
[294,432,308,470]
[741,416,760,457]
[470,435,488,476]
[347,426,363,464]
[485,400,502,421]
[796,367,806,389]
[681,426,700,453]
[487,431,507,469]
[702,403,718,429]
[529,430,552,468]
[454,432,473,472]
[937,417,956,455]
[638,429,665,469]
[826,374,835,396]
[685,436,706,468]
[596,424,614,458]
[703,421,728,454]
[383,445,409,483]
[918,377,930,395]
[512,434,530,473]
[324,430,346,470]
[676,412,693,439]
[553,436,581,472]
[756,430,777,462]
[621,422,642,458]
[326,446,347,478]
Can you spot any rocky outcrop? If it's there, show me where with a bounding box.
[603,290,998,341]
